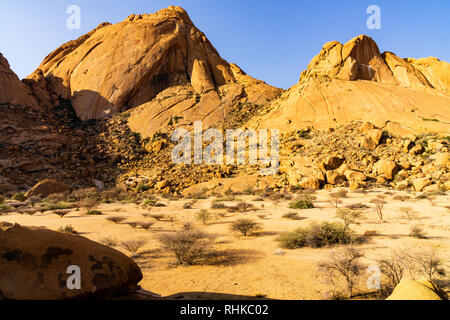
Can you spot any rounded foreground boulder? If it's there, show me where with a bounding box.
[0,222,143,300]
[386,279,444,300]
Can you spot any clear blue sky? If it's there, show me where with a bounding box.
[1,0,449,89]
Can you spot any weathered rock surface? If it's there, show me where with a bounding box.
[26,6,280,138]
[25,179,71,198]
[0,54,37,108]
[249,35,450,136]
[0,222,142,300]
[386,279,443,300]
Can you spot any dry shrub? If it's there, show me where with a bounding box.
[409,225,427,239]
[139,222,154,230]
[158,230,214,265]
[106,216,126,224]
[279,222,356,249]
[121,240,147,255]
[318,247,365,298]
[282,212,302,220]
[231,219,261,236]
[196,209,212,225]
[58,225,77,235]
[53,210,71,218]
[100,236,118,247]
[371,199,387,221]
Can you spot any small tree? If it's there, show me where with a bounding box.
[318,247,365,298]
[335,208,362,232]
[372,199,387,221]
[231,219,261,236]
[329,190,347,208]
[196,209,212,225]
[376,251,408,296]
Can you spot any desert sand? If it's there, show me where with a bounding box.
[2,188,448,300]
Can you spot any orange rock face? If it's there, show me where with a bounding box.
[0,53,37,108]
[250,35,450,136]
[26,6,280,132]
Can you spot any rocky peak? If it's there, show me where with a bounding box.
[24,6,280,124]
[0,53,37,108]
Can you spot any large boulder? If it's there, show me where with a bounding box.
[25,179,71,198]
[373,160,399,180]
[0,222,143,299]
[386,279,443,300]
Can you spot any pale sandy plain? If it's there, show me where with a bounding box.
[1,189,449,300]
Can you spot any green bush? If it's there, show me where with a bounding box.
[279,222,354,249]
[231,219,261,236]
[289,199,314,209]
[12,193,26,202]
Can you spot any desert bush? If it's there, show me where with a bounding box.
[0,203,10,214]
[12,193,26,202]
[289,199,314,209]
[196,209,212,225]
[127,222,139,229]
[158,230,214,265]
[345,203,369,209]
[40,202,74,211]
[318,247,365,298]
[257,214,267,219]
[183,201,196,209]
[45,192,69,204]
[282,212,302,220]
[99,236,117,247]
[181,222,193,231]
[53,210,71,218]
[393,195,411,202]
[329,190,348,208]
[77,198,98,214]
[106,216,126,224]
[335,208,363,231]
[121,240,147,256]
[58,225,77,235]
[376,251,408,297]
[151,214,166,221]
[399,207,417,220]
[141,213,151,218]
[371,199,387,221]
[86,210,103,216]
[278,229,309,249]
[409,225,427,239]
[231,219,261,236]
[28,196,42,207]
[278,222,355,249]
[139,222,154,230]
[211,202,227,209]
[407,249,446,284]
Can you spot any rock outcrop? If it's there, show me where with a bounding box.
[0,54,37,108]
[249,35,450,136]
[0,222,142,299]
[386,279,443,300]
[26,6,280,138]
[25,179,71,198]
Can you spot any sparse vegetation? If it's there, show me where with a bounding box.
[279,222,356,249]
[289,199,314,209]
[329,190,347,208]
[139,222,155,230]
[99,236,118,247]
[371,199,387,221]
[231,219,261,236]
[196,209,212,225]
[319,247,365,298]
[106,216,126,224]
[335,208,363,231]
[12,193,26,202]
[410,225,427,239]
[282,212,302,220]
[159,229,214,265]
[58,225,77,235]
[121,240,147,256]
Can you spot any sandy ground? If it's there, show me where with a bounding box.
[1,188,449,300]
